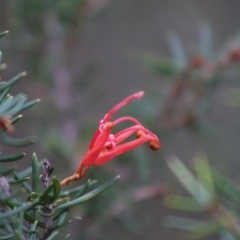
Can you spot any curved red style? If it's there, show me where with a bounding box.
[60,91,160,187]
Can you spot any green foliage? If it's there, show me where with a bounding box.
[165,154,240,239]
[0,31,119,240]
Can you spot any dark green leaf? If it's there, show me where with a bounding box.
[164,194,203,212]
[59,180,97,197]
[0,153,25,162]
[0,31,9,38]
[0,234,14,240]
[31,153,39,193]
[0,199,39,219]
[0,167,13,175]
[58,176,120,209]
[139,54,178,77]
[18,99,41,113]
[51,177,61,203]
[9,177,30,185]
[1,134,38,146]
[45,231,59,240]
[12,171,32,193]
[0,72,26,91]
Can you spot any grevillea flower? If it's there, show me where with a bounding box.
[60,91,160,187]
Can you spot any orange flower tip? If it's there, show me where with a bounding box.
[136,130,146,138]
[106,122,113,129]
[149,141,160,151]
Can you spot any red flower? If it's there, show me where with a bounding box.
[60,91,160,187]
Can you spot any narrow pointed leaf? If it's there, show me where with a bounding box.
[167,31,187,69]
[39,184,54,204]
[0,199,39,219]
[46,231,59,240]
[0,72,26,91]
[12,171,32,193]
[0,31,9,38]
[0,87,12,104]
[18,99,41,113]
[15,211,24,240]
[51,216,81,231]
[59,180,97,197]
[163,216,220,237]
[167,156,212,207]
[0,153,25,162]
[1,134,38,146]
[9,177,30,184]
[73,180,90,199]
[58,176,120,209]
[1,234,14,239]
[139,54,178,77]
[18,160,43,179]
[164,194,203,212]
[50,177,61,203]
[32,153,39,193]
[194,153,215,197]
[0,167,13,175]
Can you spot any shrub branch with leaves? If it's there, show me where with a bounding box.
[0,31,160,240]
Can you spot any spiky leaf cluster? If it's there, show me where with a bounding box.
[0,31,119,240]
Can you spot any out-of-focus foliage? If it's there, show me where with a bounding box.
[165,154,240,240]
[138,26,240,134]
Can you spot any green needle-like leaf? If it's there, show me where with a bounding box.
[0,72,26,91]
[18,99,41,113]
[194,153,215,197]
[15,211,24,240]
[163,216,220,238]
[1,134,38,146]
[1,234,14,240]
[8,177,30,185]
[0,153,25,162]
[31,153,39,193]
[51,216,81,231]
[59,180,97,197]
[28,221,38,240]
[45,231,59,240]
[167,156,212,207]
[0,167,13,175]
[164,194,203,212]
[139,54,178,77]
[17,161,43,179]
[54,210,68,226]
[0,31,9,38]
[39,183,54,204]
[58,176,120,209]
[0,199,39,219]
[12,171,32,193]
[51,177,61,203]
[0,87,12,104]
[73,179,90,199]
